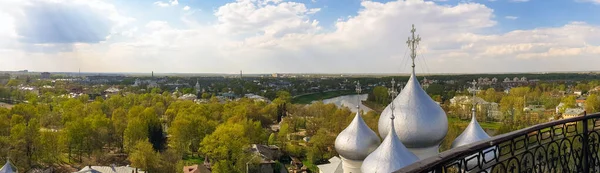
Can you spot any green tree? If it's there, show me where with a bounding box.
[268,133,276,145]
[129,141,161,172]
[372,86,388,104]
[561,96,577,109]
[586,94,600,113]
[112,108,128,150]
[124,118,148,152]
[202,93,211,99]
[10,117,40,170]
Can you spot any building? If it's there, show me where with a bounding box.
[73,165,144,173]
[183,164,211,173]
[331,26,490,173]
[245,94,270,102]
[248,144,282,173]
[179,93,197,100]
[316,157,343,173]
[40,72,51,80]
[563,108,585,119]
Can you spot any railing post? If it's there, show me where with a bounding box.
[582,111,589,173]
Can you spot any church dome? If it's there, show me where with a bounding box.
[451,108,490,148]
[451,107,495,171]
[362,115,418,173]
[0,160,17,173]
[378,71,448,150]
[335,111,381,161]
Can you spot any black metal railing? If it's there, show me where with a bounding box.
[396,112,600,173]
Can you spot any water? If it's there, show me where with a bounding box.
[317,94,373,113]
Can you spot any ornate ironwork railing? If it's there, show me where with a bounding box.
[396,112,600,173]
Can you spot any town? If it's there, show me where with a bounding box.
[0,70,598,172]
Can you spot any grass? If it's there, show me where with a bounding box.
[448,117,502,130]
[292,90,355,104]
[182,155,204,165]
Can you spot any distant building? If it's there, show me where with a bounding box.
[248,144,282,173]
[562,108,585,119]
[73,165,144,173]
[40,72,51,80]
[183,164,211,173]
[524,105,546,112]
[272,73,281,78]
[179,93,197,100]
[574,91,583,96]
[245,94,270,102]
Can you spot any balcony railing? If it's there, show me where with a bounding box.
[396,112,600,173]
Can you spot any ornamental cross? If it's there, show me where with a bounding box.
[406,24,421,71]
[470,80,478,108]
[388,78,398,120]
[356,81,362,109]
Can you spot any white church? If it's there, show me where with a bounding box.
[319,25,491,173]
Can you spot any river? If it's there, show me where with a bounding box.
[315,94,373,113]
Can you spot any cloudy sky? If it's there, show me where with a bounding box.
[0,0,599,74]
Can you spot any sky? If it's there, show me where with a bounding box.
[0,0,600,74]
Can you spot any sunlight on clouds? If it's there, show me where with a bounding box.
[1,0,600,73]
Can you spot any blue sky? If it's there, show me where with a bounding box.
[114,0,600,33]
[0,0,600,73]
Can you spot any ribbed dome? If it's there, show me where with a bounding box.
[335,111,381,161]
[378,71,448,149]
[451,109,491,148]
[362,116,418,173]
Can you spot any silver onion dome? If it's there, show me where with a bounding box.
[362,112,418,173]
[378,71,448,149]
[335,111,381,160]
[451,108,491,148]
[451,107,495,172]
[0,159,16,173]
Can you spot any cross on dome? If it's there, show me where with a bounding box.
[406,24,421,73]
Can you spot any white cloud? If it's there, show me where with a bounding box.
[183,6,190,11]
[505,16,518,20]
[214,0,321,37]
[576,0,600,4]
[2,0,600,73]
[154,0,178,7]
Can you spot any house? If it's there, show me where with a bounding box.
[524,105,546,112]
[40,72,51,80]
[556,103,565,114]
[250,144,282,162]
[248,144,282,173]
[183,164,211,173]
[562,108,585,119]
[245,94,270,102]
[574,91,583,96]
[576,98,586,107]
[73,165,144,173]
[316,156,343,173]
[179,93,197,100]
